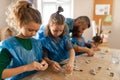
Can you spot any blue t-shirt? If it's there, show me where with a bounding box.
[70,36,86,56]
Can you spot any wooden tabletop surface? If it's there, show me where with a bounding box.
[22,47,120,80]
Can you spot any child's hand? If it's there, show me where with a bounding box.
[40,60,48,70]
[91,43,96,48]
[87,49,94,57]
[92,47,101,51]
[50,61,62,72]
[91,43,101,51]
[65,62,74,74]
[24,61,48,71]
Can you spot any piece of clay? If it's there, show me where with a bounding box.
[85,60,90,64]
[89,69,97,75]
[97,67,102,70]
[106,67,111,70]
[109,72,114,77]
[79,69,83,72]
[74,66,81,71]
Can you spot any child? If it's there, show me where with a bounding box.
[0,0,48,80]
[40,6,75,73]
[34,15,91,41]
[70,16,94,56]
[90,35,103,51]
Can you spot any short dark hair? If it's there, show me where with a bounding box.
[92,35,103,43]
[75,16,91,28]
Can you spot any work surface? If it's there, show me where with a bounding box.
[22,47,120,80]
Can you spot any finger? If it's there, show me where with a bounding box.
[66,66,73,73]
[43,64,48,69]
[55,65,62,70]
[41,61,48,66]
[40,60,45,64]
[54,66,60,71]
[41,63,46,66]
[36,65,42,70]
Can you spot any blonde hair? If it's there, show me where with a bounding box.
[6,0,42,31]
[45,6,66,37]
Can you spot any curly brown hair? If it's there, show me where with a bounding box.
[6,0,42,31]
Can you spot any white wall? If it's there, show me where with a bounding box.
[108,0,120,49]
[73,0,120,49]
[73,0,94,42]
[0,0,11,28]
[73,0,93,19]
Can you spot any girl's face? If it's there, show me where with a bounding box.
[49,24,64,37]
[18,21,41,38]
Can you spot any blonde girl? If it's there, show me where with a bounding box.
[0,0,48,80]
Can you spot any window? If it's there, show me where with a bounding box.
[37,0,73,25]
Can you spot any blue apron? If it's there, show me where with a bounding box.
[40,36,69,63]
[0,37,43,80]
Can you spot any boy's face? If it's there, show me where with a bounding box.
[18,21,41,38]
[75,24,88,37]
[74,19,88,30]
[74,19,89,35]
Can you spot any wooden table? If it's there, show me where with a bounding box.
[22,47,120,80]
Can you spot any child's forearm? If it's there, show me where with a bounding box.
[68,49,75,64]
[74,46,89,53]
[2,65,27,79]
[74,46,94,56]
[2,60,48,79]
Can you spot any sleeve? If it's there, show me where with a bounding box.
[0,48,12,79]
[70,38,78,48]
[42,47,49,58]
[66,40,73,51]
[85,43,92,48]
[85,40,92,48]
[65,18,74,31]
